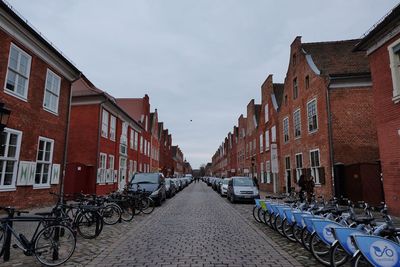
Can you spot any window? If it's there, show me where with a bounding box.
[98,153,107,184]
[388,39,400,102]
[101,109,109,138]
[109,155,114,170]
[134,132,138,150]
[260,162,264,183]
[293,78,298,99]
[271,126,276,143]
[120,122,128,156]
[133,161,137,173]
[265,130,270,151]
[294,109,301,138]
[109,115,116,141]
[266,161,271,183]
[139,163,142,172]
[140,136,143,153]
[144,140,147,156]
[265,104,269,123]
[35,137,54,188]
[283,117,289,143]
[5,44,31,100]
[295,153,303,182]
[310,149,321,184]
[130,129,134,149]
[0,129,22,190]
[147,142,151,157]
[305,75,310,89]
[307,99,318,132]
[43,69,61,114]
[253,139,256,155]
[259,134,263,152]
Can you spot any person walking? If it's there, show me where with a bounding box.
[253,176,259,189]
[297,174,306,202]
[305,175,315,203]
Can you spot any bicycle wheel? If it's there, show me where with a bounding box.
[292,225,303,244]
[141,197,155,215]
[120,202,135,222]
[257,208,265,224]
[102,203,121,225]
[263,209,271,226]
[34,224,76,266]
[301,227,312,251]
[253,206,261,223]
[330,241,349,267]
[0,225,5,257]
[75,210,103,239]
[310,232,331,266]
[282,218,296,242]
[352,253,372,267]
[273,215,284,236]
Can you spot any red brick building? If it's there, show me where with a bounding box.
[149,110,160,172]
[246,100,261,179]
[117,95,152,173]
[172,145,184,177]
[236,115,247,176]
[278,37,379,199]
[258,75,283,193]
[159,127,174,177]
[65,76,142,195]
[0,2,80,208]
[355,4,400,215]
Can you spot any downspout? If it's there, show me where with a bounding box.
[326,77,336,197]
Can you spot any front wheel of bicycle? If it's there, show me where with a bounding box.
[0,225,5,257]
[141,198,155,214]
[102,203,122,225]
[120,202,135,222]
[310,232,331,266]
[282,218,296,242]
[34,224,76,266]
[75,210,103,239]
[352,253,372,267]
[252,206,261,223]
[330,241,349,267]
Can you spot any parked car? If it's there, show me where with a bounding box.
[227,176,259,203]
[220,178,231,197]
[129,173,166,206]
[165,178,176,198]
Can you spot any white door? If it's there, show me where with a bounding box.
[119,157,127,191]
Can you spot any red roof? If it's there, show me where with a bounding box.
[116,98,144,122]
[302,39,370,76]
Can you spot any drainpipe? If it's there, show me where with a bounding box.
[326,78,336,197]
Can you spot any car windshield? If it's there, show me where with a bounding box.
[233,178,255,187]
[131,173,159,184]
[222,179,229,185]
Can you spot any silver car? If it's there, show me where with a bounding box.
[220,178,231,197]
[227,177,259,203]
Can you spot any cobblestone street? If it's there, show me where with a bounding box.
[3,182,310,267]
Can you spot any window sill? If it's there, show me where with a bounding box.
[315,183,322,187]
[0,187,17,192]
[33,185,51,190]
[295,136,301,140]
[393,94,400,103]
[308,129,318,135]
[4,88,28,102]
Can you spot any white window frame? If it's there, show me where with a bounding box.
[283,117,289,143]
[307,98,318,133]
[293,77,298,99]
[98,152,107,184]
[266,161,271,183]
[4,43,32,101]
[310,149,321,184]
[109,115,116,141]
[293,108,301,138]
[34,137,54,189]
[0,128,22,191]
[43,69,61,115]
[109,155,114,170]
[101,109,109,138]
[265,130,270,151]
[271,125,276,143]
[134,131,138,150]
[259,134,263,152]
[295,153,303,182]
[265,104,269,123]
[260,162,264,183]
[388,38,400,103]
[140,136,143,153]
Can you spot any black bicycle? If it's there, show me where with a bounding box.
[0,206,76,266]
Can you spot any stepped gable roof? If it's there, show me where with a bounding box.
[272,83,284,108]
[302,39,370,76]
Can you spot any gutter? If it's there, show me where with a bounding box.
[326,77,336,197]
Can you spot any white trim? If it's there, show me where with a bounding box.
[305,53,321,75]
[283,117,289,143]
[101,109,109,138]
[33,136,54,189]
[388,37,400,102]
[4,43,32,101]
[295,152,303,182]
[307,98,318,134]
[293,108,301,139]
[366,24,400,56]
[309,148,321,184]
[43,68,61,115]
[0,128,22,191]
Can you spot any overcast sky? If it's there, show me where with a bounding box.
[7,0,398,168]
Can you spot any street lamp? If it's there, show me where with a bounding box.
[0,103,11,133]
